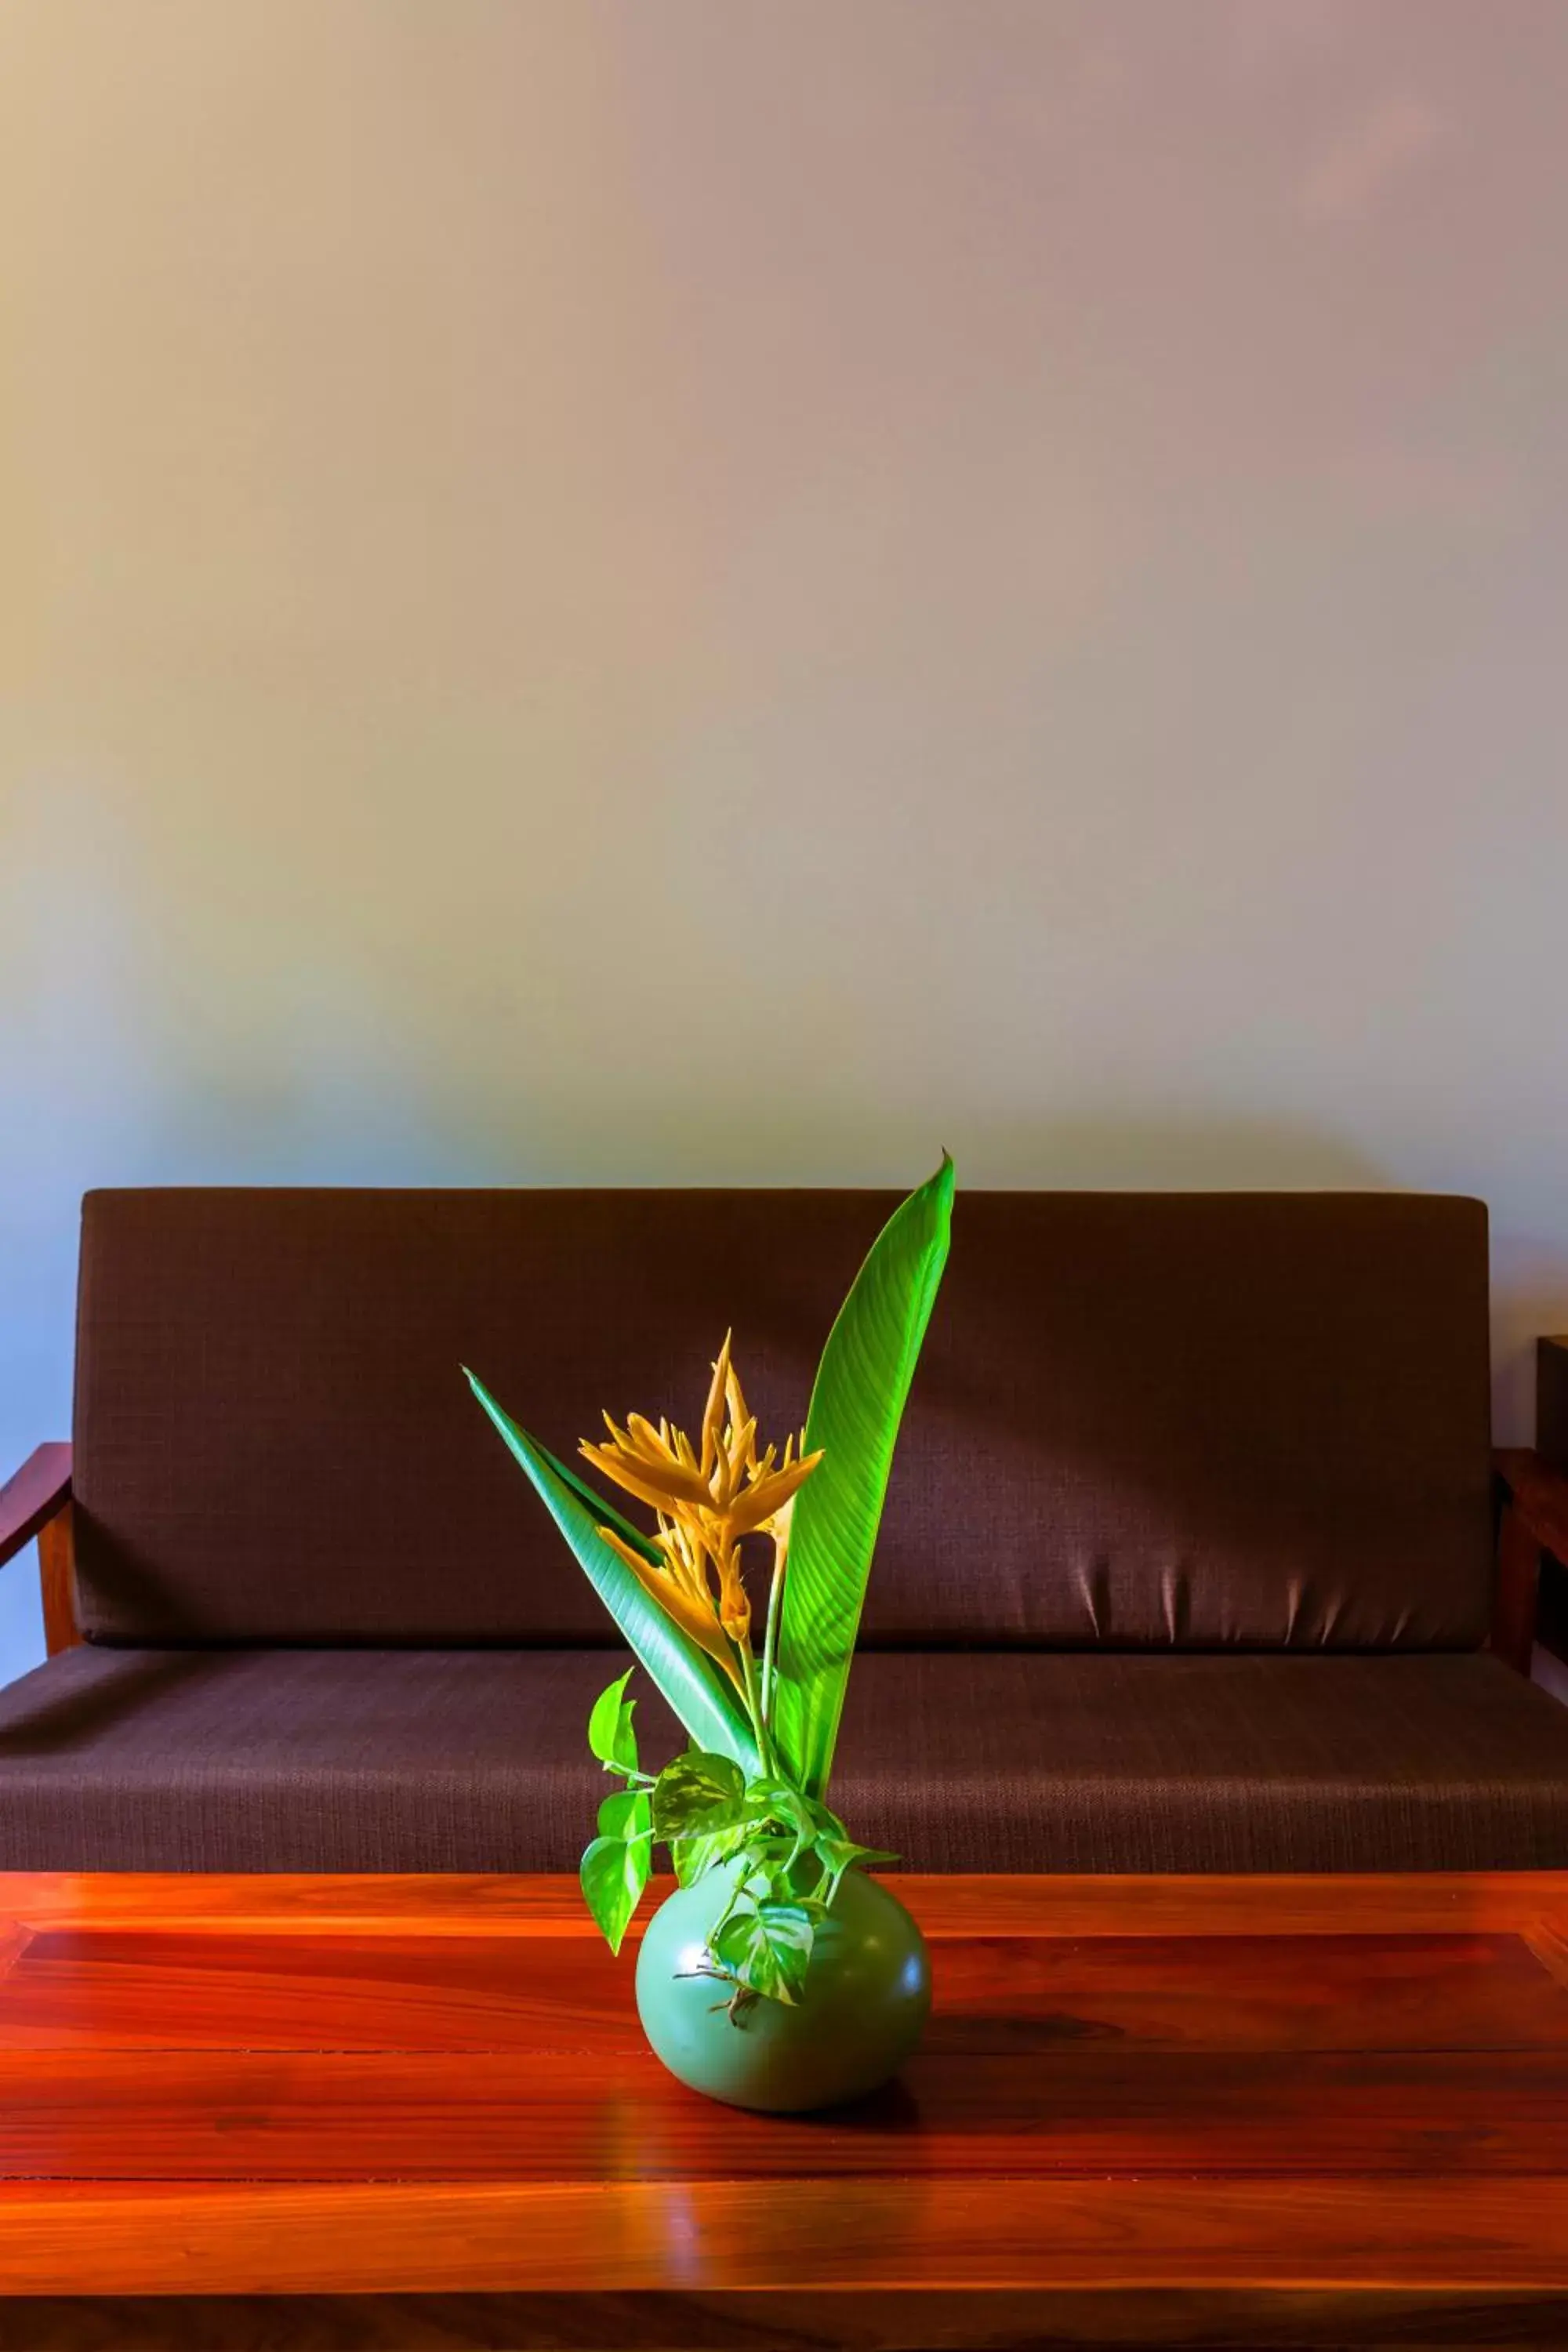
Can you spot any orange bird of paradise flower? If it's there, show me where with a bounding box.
[582,1334,821,1692]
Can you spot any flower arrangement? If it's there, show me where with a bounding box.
[466,1156,953,2020]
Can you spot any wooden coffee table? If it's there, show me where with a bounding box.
[0,1871,1565,2347]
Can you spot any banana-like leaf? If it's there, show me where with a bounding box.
[519,1436,662,1564]
[465,1369,760,1773]
[771,1156,955,1799]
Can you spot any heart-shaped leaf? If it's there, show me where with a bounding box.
[712,1897,816,2005]
[652,1750,749,1842]
[587,1670,640,1775]
[672,1821,759,1888]
[580,1812,651,1953]
[597,1788,652,1842]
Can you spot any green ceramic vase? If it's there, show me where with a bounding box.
[634,1864,931,2112]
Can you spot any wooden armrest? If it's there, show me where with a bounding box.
[0,1443,78,1657]
[0,1443,71,1569]
[1492,1446,1568,1675]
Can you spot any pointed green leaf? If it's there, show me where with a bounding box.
[466,1370,759,1773]
[651,1750,748,1842]
[712,1897,815,2005]
[580,1826,649,1953]
[742,1777,818,1866]
[587,1670,639,1775]
[771,1156,954,1798]
[673,1820,757,1888]
[813,1833,898,1907]
[597,1787,652,1844]
[522,1436,662,1563]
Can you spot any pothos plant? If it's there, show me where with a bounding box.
[466,1155,953,2016]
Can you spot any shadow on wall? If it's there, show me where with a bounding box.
[941,1112,1389,1192]
[441,1083,1568,1448]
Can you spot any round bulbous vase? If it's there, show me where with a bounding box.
[634,1864,931,2113]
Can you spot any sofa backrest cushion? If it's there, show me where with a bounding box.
[72,1187,1493,1650]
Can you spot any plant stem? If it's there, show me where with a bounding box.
[760,1534,786,1723]
[737,1640,776,1780]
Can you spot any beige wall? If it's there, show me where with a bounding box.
[3,1,1566,1665]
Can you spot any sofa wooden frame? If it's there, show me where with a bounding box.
[0,1443,78,1658]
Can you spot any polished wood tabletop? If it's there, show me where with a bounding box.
[0,1869,1565,2348]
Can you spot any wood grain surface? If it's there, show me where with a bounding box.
[0,1871,1564,2348]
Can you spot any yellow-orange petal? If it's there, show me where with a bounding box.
[713,1543,752,1643]
[699,1332,733,1479]
[747,1443,778,1484]
[659,1515,717,1603]
[626,1412,684,1465]
[579,1439,713,1514]
[724,1363,757,1465]
[597,1526,743,1688]
[726,1448,823,1538]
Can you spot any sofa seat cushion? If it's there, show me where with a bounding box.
[0,1646,1565,1874]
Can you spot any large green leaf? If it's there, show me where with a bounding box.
[771,1156,954,1799]
[466,1370,760,1773]
[517,1435,662,1563]
[580,1803,651,1953]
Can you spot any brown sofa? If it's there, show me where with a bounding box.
[2,1186,1568,1873]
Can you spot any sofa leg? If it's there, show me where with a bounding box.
[1493,1501,1541,1676]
